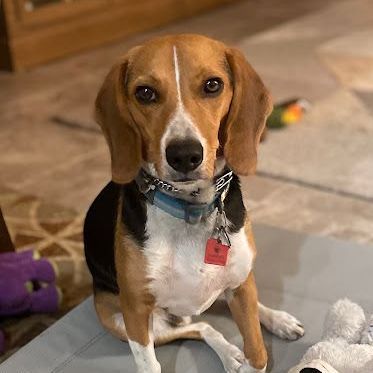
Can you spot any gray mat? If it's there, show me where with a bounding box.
[1,224,372,373]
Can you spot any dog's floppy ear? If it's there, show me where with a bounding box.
[223,48,273,175]
[95,56,141,184]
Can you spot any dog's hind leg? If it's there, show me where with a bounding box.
[95,294,246,373]
[153,309,246,373]
[94,291,128,340]
[258,302,304,340]
[95,291,161,373]
[167,313,192,327]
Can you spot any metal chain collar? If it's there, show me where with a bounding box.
[141,171,180,193]
[141,169,233,196]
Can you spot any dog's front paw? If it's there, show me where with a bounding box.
[220,343,245,373]
[136,361,161,373]
[269,310,304,340]
[238,360,266,373]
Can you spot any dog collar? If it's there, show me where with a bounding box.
[136,169,233,224]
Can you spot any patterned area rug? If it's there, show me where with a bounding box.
[0,184,92,362]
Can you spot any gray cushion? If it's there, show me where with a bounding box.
[1,224,372,373]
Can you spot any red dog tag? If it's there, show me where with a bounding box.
[204,238,230,266]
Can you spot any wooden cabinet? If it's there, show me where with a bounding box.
[0,0,237,71]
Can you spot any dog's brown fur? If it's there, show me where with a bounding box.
[93,34,273,371]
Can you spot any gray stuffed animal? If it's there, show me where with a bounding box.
[289,299,373,373]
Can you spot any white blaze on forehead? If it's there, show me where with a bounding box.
[159,45,206,176]
[163,45,202,141]
[173,45,182,103]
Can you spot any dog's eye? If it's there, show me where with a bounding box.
[135,86,157,104]
[203,78,223,95]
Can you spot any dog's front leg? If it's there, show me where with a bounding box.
[116,236,161,373]
[226,272,267,373]
[120,295,160,373]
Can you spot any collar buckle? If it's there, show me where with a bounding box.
[215,171,233,193]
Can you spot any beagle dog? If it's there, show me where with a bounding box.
[84,34,304,373]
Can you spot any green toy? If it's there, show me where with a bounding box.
[267,98,310,129]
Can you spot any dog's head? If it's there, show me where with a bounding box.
[95,34,272,186]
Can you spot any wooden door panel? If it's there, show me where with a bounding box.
[0,0,238,71]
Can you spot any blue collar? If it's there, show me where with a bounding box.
[137,170,233,224]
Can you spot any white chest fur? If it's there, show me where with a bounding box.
[143,205,253,317]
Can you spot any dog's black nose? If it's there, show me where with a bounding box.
[300,369,322,373]
[166,139,203,173]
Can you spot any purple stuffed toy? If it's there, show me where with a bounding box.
[0,250,61,354]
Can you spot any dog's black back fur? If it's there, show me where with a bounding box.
[84,182,121,294]
[84,181,147,294]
